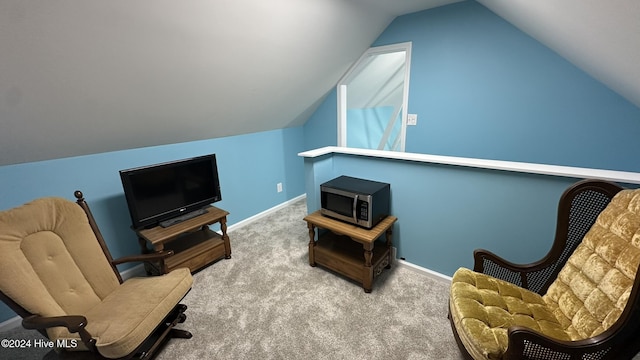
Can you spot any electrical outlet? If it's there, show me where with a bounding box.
[407,114,418,126]
[277,183,283,193]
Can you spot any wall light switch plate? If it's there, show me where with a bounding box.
[407,114,418,126]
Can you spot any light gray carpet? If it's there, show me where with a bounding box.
[0,198,463,359]
[156,198,462,360]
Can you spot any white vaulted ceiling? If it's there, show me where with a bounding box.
[0,0,638,165]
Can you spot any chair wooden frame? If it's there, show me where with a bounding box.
[0,191,192,359]
[449,179,640,360]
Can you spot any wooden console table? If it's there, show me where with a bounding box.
[304,211,397,293]
[136,205,231,274]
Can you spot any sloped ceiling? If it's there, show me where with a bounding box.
[1,0,638,166]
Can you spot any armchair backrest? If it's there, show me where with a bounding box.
[0,197,120,319]
[527,181,622,294]
[542,188,640,340]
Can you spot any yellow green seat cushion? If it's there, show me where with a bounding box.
[449,268,570,359]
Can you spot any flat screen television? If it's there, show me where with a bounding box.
[119,154,222,230]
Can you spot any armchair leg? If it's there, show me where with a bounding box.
[135,303,192,359]
[170,304,187,320]
[170,329,193,339]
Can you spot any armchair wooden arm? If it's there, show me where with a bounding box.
[22,315,97,352]
[473,249,555,291]
[75,190,177,280]
[23,314,88,332]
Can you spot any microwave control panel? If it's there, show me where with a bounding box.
[358,201,368,220]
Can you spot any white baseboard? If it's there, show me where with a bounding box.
[397,260,452,283]
[120,263,147,280]
[0,315,22,333]
[226,193,307,233]
[395,255,452,284]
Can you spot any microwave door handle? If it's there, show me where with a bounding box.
[352,194,358,223]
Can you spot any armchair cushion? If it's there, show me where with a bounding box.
[450,268,570,359]
[449,187,640,359]
[0,197,120,318]
[542,188,640,340]
[50,267,193,359]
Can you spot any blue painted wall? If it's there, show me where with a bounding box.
[0,127,305,323]
[303,2,640,173]
[301,2,640,278]
[303,87,338,151]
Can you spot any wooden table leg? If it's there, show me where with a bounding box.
[307,222,316,267]
[385,227,393,269]
[220,216,232,259]
[138,237,155,275]
[363,242,374,293]
[150,243,167,275]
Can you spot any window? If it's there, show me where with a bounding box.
[337,42,412,151]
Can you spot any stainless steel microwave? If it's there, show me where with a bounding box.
[320,176,390,229]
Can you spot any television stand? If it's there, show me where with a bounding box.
[136,205,231,274]
[304,211,396,293]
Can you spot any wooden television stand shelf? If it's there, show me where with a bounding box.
[304,211,397,293]
[136,205,232,274]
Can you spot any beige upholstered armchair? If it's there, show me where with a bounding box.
[0,191,194,359]
[449,180,640,360]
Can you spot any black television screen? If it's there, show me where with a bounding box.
[119,154,222,229]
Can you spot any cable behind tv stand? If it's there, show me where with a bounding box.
[136,205,231,274]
